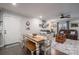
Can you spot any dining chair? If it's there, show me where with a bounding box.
[56,34,66,43]
[41,34,52,55]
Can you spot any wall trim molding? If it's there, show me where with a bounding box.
[4,42,20,47]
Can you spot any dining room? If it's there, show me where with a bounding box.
[0,3,79,55]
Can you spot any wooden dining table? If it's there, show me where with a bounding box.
[23,34,46,55]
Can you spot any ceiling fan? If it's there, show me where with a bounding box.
[60,13,71,18]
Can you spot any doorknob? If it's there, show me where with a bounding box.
[4,30,6,34]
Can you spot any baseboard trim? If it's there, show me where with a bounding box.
[0,44,4,47]
[4,42,20,47]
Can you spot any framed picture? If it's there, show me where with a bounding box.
[71,23,78,27]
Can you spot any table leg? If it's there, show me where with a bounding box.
[36,43,39,55]
[31,51,34,55]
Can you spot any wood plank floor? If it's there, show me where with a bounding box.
[0,44,67,55]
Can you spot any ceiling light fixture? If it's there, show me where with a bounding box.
[12,3,16,6]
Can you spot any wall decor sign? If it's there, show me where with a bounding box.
[26,21,30,26]
[26,21,30,30]
[39,23,48,28]
[26,27,30,30]
[39,20,47,28]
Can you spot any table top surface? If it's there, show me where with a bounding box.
[24,34,46,43]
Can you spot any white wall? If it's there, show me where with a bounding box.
[2,10,42,45]
[0,11,4,47]
[69,20,79,39]
[47,20,57,34]
[52,23,57,34]
[21,18,42,35]
[3,11,24,45]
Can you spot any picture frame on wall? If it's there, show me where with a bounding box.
[71,23,78,27]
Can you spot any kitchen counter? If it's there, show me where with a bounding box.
[52,38,79,55]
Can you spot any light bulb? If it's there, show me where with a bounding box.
[12,3,16,6]
[39,16,42,19]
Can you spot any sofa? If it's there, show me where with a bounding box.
[58,29,78,40]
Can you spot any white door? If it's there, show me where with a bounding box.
[3,15,21,45]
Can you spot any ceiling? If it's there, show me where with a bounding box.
[0,3,79,20]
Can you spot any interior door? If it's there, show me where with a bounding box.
[3,15,21,45]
